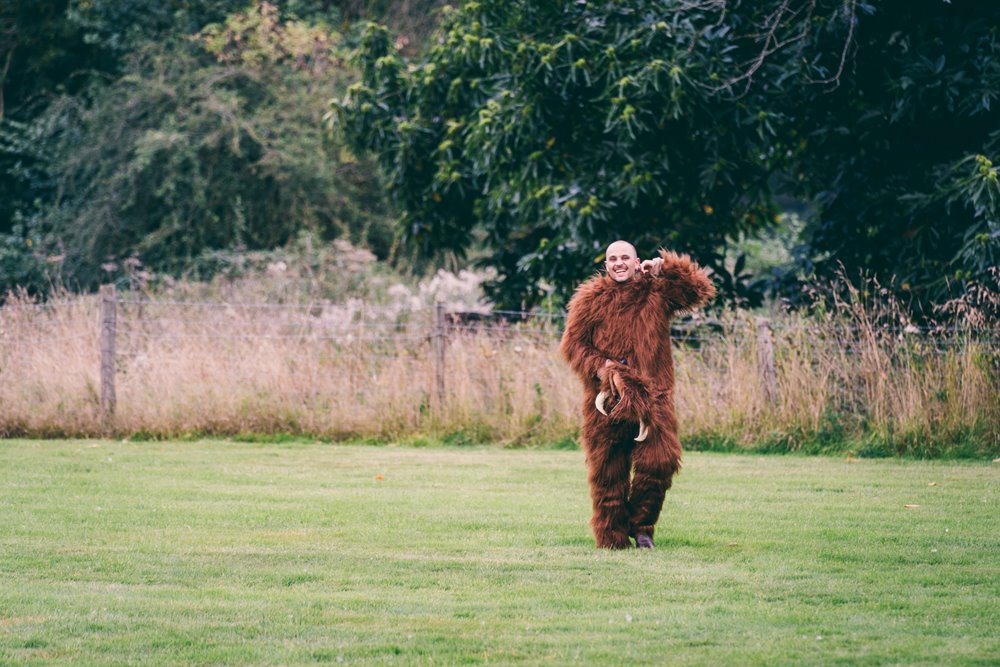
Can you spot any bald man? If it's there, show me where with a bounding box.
[560,240,715,549]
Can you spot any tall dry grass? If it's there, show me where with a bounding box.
[674,314,998,455]
[1,286,997,456]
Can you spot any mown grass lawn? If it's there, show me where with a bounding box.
[0,440,997,665]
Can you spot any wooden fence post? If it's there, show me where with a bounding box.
[100,284,117,425]
[755,316,778,405]
[433,301,446,410]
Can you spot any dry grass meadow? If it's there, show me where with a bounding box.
[1,282,996,456]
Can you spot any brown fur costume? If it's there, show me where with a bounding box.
[560,250,715,549]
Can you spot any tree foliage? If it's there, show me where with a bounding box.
[776,1,1000,310]
[336,0,1000,311]
[335,0,790,307]
[1,1,396,293]
[3,0,998,311]
[0,0,271,236]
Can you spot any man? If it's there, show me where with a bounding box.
[560,240,715,549]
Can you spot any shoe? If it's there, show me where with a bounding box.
[635,534,654,549]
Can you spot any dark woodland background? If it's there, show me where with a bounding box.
[2,0,998,316]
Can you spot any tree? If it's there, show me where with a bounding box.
[0,1,107,234]
[336,0,1000,312]
[775,1,1000,311]
[2,0,394,295]
[334,0,791,308]
[0,0,257,236]
[3,2,395,293]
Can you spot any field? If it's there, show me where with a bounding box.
[1,440,997,665]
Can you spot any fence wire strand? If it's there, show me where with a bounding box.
[4,298,997,354]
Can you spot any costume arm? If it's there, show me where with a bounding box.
[650,250,716,314]
[559,293,608,382]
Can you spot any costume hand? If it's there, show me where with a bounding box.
[640,257,663,276]
[595,362,653,442]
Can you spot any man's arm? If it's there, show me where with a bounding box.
[645,249,716,314]
[560,284,610,381]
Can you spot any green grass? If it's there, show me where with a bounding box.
[0,440,997,665]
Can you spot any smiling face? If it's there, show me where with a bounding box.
[605,241,640,282]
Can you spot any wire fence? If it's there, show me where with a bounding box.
[4,290,998,342]
[4,291,998,345]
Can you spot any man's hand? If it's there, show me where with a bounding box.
[640,257,663,276]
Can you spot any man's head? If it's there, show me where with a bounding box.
[605,240,640,282]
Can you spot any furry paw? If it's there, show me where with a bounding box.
[597,362,652,424]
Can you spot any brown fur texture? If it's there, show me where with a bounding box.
[560,250,716,548]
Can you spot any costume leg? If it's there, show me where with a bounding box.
[582,417,634,549]
[628,408,681,546]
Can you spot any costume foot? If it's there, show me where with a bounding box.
[596,536,633,549]
[635,535,654,549]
